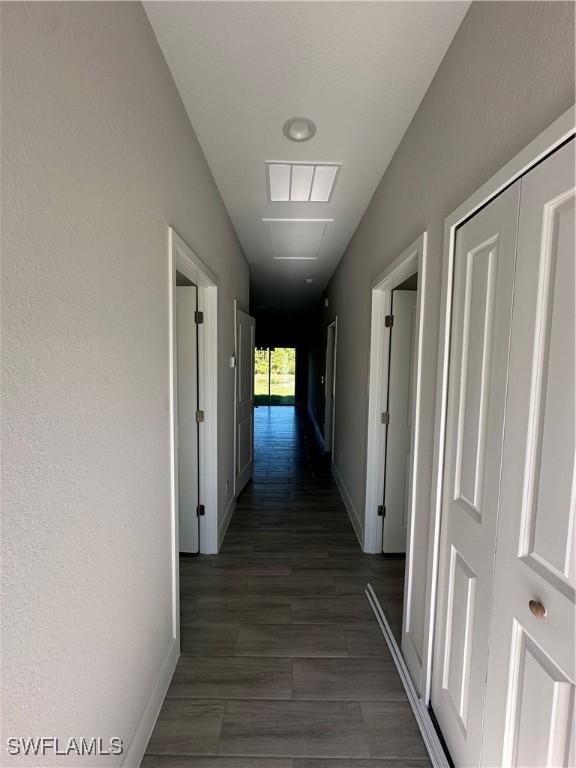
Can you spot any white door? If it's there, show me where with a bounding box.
[431,181,521,766]
[481,140,575,767]
[235,306,255,494]
[382,290,417,553]
[176,285,200,554]
[324,322,337,452]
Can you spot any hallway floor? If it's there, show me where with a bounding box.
[143,407,429,766]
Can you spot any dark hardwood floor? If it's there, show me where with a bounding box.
[143,406,429,767]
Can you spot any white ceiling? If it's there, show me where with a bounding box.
[145,1,470,311]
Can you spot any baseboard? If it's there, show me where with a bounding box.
[218,494,236,550]
[307,402,325,452]
[331,461,363,548]
[121,638,179,767]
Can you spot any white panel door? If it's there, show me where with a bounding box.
[431,182,521,766]
[176,285,199,554]
[235,307,255,494]
[481,140,575,768]
[383,289,417,553]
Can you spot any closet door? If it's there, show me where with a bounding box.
[431,181,521,767]
[481,140,575,767]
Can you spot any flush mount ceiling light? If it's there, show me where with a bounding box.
[266,162,341,203]
[283,117,317,143]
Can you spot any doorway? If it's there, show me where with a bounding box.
[235,304,256,495]
[254,347,296,406]
[175,272,200,554]
[364,232,428,697]
[168,227,219,573]
[382,276,417,556]
[324,321,337,453]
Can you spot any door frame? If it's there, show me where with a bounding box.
[426,107,575,709]
[364,232,428,696]
[169,228,219,627]
[364,232,427,555]
[324,319,338,453]
[233,300,255,495]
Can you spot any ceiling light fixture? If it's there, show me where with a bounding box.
[283,117,317,143]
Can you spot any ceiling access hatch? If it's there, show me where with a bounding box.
[263,218,332,260]
[266,162,341,203]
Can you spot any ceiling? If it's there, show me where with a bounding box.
[145,2,470,311]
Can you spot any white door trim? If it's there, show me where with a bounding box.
[364,232,427,555]
[364,232,428,695]
[425,106,575,707]
[169,228,219,652]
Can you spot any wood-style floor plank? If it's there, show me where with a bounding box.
[218,700,371,758]
[237,623,348,657]
[146,700,224,755]
[293,658,406,700]
[361,701,430,760]
[167,656,292,700]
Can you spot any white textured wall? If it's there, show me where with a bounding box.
[1,2,248,764]
[322,1,574,665]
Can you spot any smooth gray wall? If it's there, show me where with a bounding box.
[318,0,574,662]
[1,2,248,764]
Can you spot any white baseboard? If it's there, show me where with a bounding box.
[307,402,325,452]
[121,638,179,767]
[331,461,363,548]
[218,494,236,550]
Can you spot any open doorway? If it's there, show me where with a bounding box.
[254,347,296,406]
[175,271,200,554]
[324,320,337,453]
[364,232,428,696]
[376,273,418,648]
[381,274,417,558]
[168,227,219,580]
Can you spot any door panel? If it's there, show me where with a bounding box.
[176,285,199,554]
[431,181,521,767]
[507,626,574,768]
[481,139,575,767]
[235,307,255,494]
[453,240,497,521]
[443,546,477,731]
[383,290,417,552]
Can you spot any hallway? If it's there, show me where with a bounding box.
[143,407,428,765]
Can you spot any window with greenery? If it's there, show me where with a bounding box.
[254,347,296,405]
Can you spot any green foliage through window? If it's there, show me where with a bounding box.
[255,347,296,405]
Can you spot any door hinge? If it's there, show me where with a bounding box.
[197,504,205,516]
[381,412,390,425]
[385,314,394,328]
[378,504,386,517]
[194,310,204,324]
[195,410,205,423]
